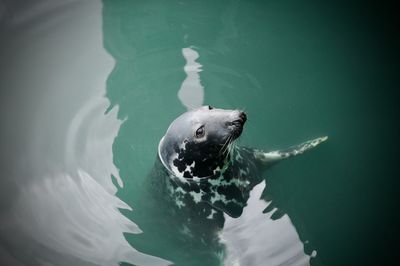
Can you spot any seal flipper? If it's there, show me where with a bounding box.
[254,136,328,165]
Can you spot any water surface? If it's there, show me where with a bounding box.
[0,0,398,265]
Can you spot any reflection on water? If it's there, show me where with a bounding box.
[65,95,124,192]
[178,47,204,109]
[0,1,168,265]
[222,181,314,266]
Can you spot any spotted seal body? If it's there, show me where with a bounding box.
[156,106,327,221]
[142,106,327,264]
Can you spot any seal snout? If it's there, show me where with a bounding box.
[238,112,247,124]
[232,111,247,126]
[228,111,246,139]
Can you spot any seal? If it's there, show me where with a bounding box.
[136,105,327,265]
[157,105,327,218]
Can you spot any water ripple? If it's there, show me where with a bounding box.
[221,181,313,266]
[0,1,170,265]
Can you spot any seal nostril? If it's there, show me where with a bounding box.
[239,112,247,123]
[230,112,247,128]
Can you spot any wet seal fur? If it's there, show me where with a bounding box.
[147,106,327,264]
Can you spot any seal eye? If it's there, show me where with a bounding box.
[208,105,213,110]
[195,125,205,138]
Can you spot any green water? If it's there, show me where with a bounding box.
[102,0,398,265]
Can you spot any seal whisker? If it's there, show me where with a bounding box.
[224,135,235,155]
[223,140,233,156]
[219,134,233,155]
[228,139,237,158]
[222,134,238,159]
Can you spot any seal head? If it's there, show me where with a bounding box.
[158,106,246,180]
